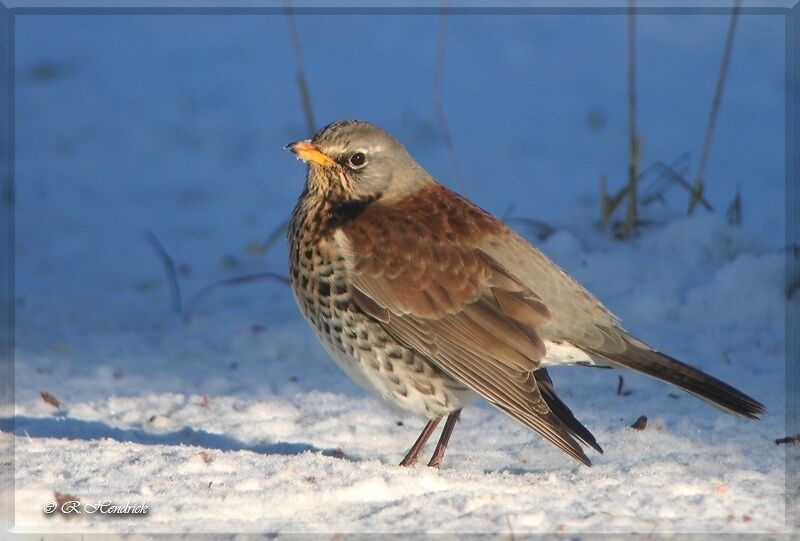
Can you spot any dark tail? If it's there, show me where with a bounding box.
[535,368,604,454]
[593,336,765,419]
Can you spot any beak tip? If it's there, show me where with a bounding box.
[284,140,334,167]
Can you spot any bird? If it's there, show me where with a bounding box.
[285,119,765,469]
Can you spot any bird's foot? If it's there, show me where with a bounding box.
[426,456,442,469]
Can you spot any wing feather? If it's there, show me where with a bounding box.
[338,218,596,465]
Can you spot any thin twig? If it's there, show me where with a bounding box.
[600,174,609,228]
[504,217,556,241]
[144,231,182,314]
[606,154,708,219]
[652,162,713,210]
[506,515,516,541]
[604,155,684,218]
[639,154,692,206]
[183,272,290,324]
[689,0,741,214]
[726,184,742,225]
[604,182,631,223]
[284,0,316,136]
[638,152,690,195]
[616,375,632,396]
[598,2,642,232]
[433,0,466,195]
[258,217,291,257]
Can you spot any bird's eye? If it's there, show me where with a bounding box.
[347,152,367,169]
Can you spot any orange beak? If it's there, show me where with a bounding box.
[285,140,336,167]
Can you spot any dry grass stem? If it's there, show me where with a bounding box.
[689,0,741,214]
[625,0,641,237]
[144,230,182,314]
[183,272,289,323]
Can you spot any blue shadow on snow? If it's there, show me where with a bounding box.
[0,415,356,460]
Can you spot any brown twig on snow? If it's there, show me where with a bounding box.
[40,390,60,409]
[688,0,741,214]
[775,434,800,445]
[144,231,182,314]
[434,1,466,195]
[630,415,648,430]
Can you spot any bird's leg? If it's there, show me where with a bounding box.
[399,417,441,467]
[427,409,462,468]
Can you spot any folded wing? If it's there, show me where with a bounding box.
[338,221,599,465]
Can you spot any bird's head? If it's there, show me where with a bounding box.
[286,120,429,204]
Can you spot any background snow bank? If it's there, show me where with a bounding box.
[7,9,792,535]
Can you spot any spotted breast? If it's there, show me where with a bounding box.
[288,191,474,419]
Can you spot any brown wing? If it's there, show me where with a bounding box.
[336,188,595,464]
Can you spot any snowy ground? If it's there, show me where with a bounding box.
[7,8,794,536]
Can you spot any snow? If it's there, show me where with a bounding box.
[7,9,793,536]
